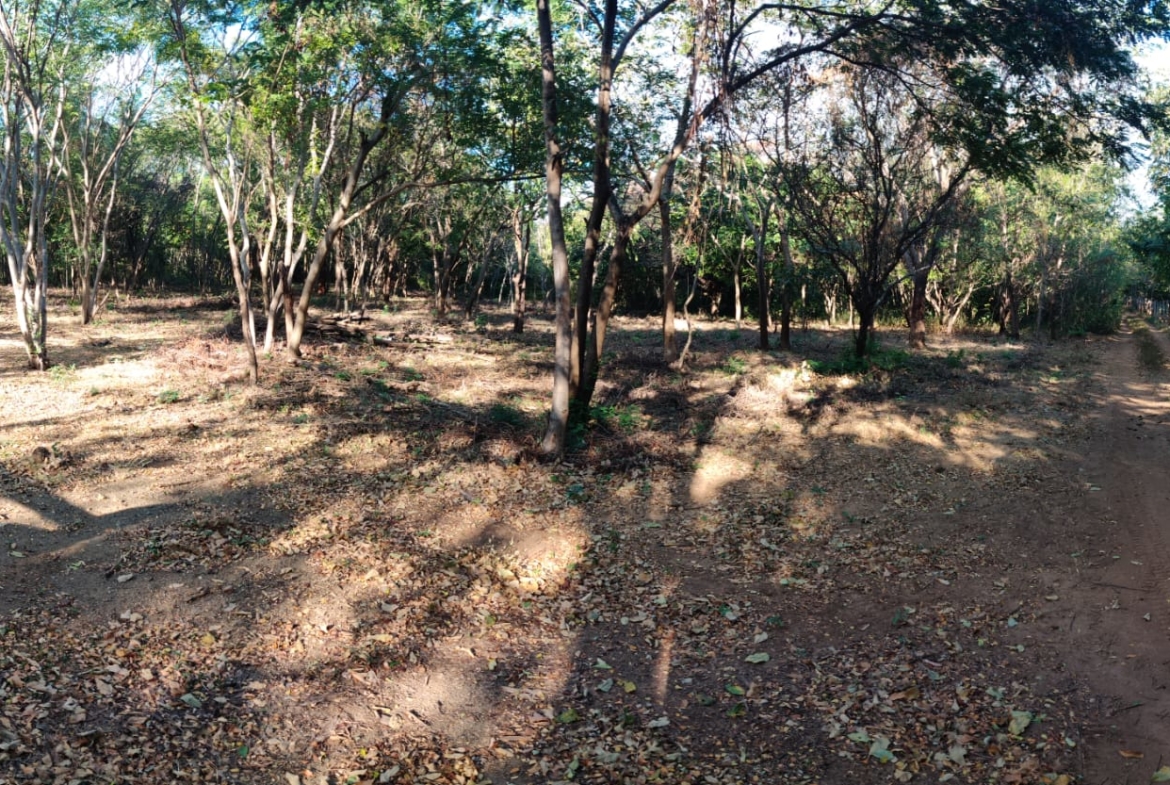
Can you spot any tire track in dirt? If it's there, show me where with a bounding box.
[1056,323,1170,783]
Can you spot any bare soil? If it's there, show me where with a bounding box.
[0,295,1167,785]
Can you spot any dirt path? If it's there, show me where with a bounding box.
[1049,322,1170,782]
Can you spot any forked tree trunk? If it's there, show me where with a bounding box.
[579,221,632,405]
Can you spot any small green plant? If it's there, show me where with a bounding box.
[809,340,908,375]
[334,370,352,381]
[945,349,966,369]
[474,313,489,332]
[565,483,587,504]
[49,363,77,384]
[721,355,748,375]
[292,413,310,424]
[401,366,425,382]
[590,403,617,428]
[616,405,642,433]
[158,389,181,404]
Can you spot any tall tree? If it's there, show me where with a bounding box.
[537,0,1168,451]
[0,0,75,369]
[60,42,158,325]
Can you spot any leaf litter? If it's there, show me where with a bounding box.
[0,297,1120,783]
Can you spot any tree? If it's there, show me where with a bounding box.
[60,41,158,325]
[0,0,77,369]
[786,66,971,356]
[164,0,262,381]
[536,0,1169,451]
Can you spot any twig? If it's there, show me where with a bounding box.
[1091,581,1141,592]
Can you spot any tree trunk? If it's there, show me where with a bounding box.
[779,220,794,350]
[537,0,573,456]
[1002,269,1020,339]
[749,203,770,351]
[855,307,874,357]
[512,210,530,333]
[908,261,929,349]
[661,192,678,363]
[733,236,745,328]
[579,222,631,406]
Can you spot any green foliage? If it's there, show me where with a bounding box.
[157,388,181,404]
[721,356,748,376]
[809,341,909,375]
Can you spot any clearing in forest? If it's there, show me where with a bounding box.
[1,297,1168,785]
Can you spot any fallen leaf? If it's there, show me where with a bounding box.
[744,652,770,664]
[890,686,920,701]
[869,736,895,764]
[1008,710,1033,735]
[1120,750,1144,759]
[1152,766,1170,782]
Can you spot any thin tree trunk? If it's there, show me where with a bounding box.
[537,0,572,456]
[779,219,794,350]
[661,191,678,363]
[907,248,929,349]
[512,209,530,332]
[744,199,771,351]
[579,221,632,405]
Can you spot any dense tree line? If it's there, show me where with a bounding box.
[0,0,1166,452]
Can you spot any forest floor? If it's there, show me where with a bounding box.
[1,294,1168,785]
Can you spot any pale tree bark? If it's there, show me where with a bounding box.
[660,134,707,362]
[60,56,157,325]
[169,1,259,382]
[734,236,745,327]
[0,6,71,370]
[577,10,705,406]
[511,204,532,332]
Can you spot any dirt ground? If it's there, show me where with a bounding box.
[1,294,1168,785]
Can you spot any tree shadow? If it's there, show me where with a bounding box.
[0,307,1118,784]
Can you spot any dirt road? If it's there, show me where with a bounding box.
[1050,323,1170,782]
